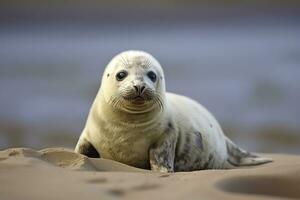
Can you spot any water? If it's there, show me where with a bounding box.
[0,19,299,152]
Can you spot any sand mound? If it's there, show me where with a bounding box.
[0,148,144,172]
[1,148,300,200]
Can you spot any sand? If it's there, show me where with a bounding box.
[0,148,300,200]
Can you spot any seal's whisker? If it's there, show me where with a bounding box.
[144,58,153,69]
[158,94,164,109]
[109,94,123,109]
[120,55,130,68]
[117,95,124,109]
[152,94,163,110]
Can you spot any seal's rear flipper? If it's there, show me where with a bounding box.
[225,138,273,167]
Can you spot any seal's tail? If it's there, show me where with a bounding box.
[225,137,273,167]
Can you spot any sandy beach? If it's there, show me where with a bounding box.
[0,148,299,200]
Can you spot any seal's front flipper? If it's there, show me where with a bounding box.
[225,138,272,167]
[75,138,100,158]
[149,136,176,173]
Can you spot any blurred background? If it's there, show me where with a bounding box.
[0,0,299,154]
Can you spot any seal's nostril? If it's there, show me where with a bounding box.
[140,86,146,93]
[133,86,139,93]
[133,85,145,94]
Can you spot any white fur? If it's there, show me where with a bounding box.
[75,50,271,171]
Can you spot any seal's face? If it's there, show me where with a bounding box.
[101,51,166,113]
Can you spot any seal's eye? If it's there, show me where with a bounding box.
[147,71,157,82]
[116,71,128,81]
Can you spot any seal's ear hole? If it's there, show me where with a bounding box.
[107,73,110,77]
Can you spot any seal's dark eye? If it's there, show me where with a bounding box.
[116,71,128,81]
[147,71,157,82]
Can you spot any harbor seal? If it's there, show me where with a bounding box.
[75,50,272,172]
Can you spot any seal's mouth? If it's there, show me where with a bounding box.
[111,92,163,112]
[129,95,146,104]
[132,95,144,100]
[121,87,155,105]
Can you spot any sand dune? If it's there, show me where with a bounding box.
[0,148,300,200]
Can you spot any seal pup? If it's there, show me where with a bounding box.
[75,50,272,172]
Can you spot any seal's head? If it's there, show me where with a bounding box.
[100,50,166,113]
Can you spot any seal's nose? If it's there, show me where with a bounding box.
[133,85,146,94]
